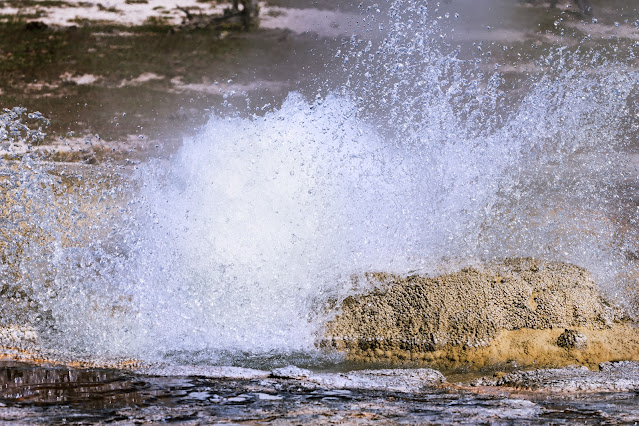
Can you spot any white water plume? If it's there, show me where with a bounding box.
[1,1,638,364]
[115,91,515,360]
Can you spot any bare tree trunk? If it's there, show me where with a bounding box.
[177,0,259,31]
[240,0,259,28]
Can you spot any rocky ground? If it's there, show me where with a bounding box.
[1,360,639,423]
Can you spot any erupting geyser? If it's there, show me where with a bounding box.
[0,0,638,369]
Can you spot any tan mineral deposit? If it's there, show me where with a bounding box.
[322,258,639,371]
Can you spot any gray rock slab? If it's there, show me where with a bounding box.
[477,362,639,392]
[137,365,271,380]
[271,366,446,392]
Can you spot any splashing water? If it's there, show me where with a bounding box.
[1,1,638,366]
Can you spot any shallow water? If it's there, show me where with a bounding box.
[0,362,637,424]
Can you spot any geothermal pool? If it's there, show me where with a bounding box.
[1,0,639,422]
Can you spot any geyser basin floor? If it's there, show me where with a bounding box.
[1,1,638,163]
[1,362,639,423]
[3,1,639,423]
[0,12,343,163]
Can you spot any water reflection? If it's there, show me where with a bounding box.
[0,363,149,409]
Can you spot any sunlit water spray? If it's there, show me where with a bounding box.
[1,1,638,366]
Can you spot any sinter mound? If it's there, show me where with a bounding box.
[322,258,639,370]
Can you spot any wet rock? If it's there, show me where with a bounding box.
[323,258,635,368]
[315,368,446,392]
[599,360,639,374]
[271,365,313,379]
[484,361,639,392]
[271,365,446,392]
[138,365,270,380]
[556,329,587,349]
